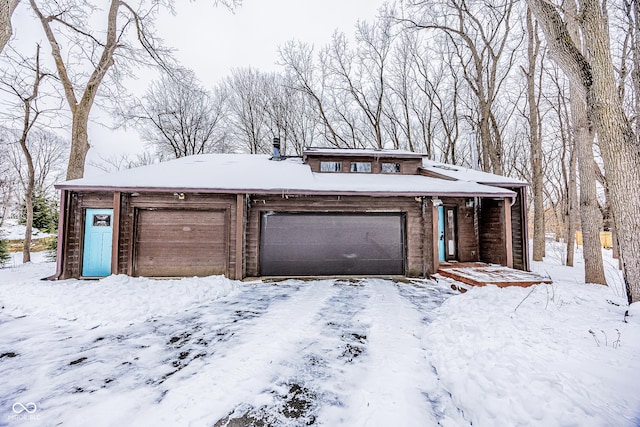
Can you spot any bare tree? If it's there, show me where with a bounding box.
[523,8,545,261]
[0,44,50,262]
[129,69,229,159]
[280,41,348,148]
[28,0,240,180]
[224,67,272,154]
[528,0,640,303]
[404,0,521,174]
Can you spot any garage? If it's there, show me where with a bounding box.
[133,209,228,277]
[259,213,405,276]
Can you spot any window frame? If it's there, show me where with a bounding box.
[350,162,372,173]
[381,162,401,174]
[320,161,343,172]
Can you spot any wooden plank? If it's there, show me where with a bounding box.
[111,192,121,275]
[505,197,513,268]
[134,209,228,277]
[235,194,244,280]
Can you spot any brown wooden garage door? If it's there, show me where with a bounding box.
[133,209,228,277]
[260,213,405,276]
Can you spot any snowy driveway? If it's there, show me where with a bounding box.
[0,274,464,426]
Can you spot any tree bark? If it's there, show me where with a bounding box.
[566,137,577,267]
[528,0,640,302]
[0,0,19,53]
[525,8,545,262]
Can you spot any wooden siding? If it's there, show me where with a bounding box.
[62,192,240,279]
[133,209,228,277]
[479,199,508,265]
[306,156,422,175]
[245,195,428,277]
[59,189,523,280]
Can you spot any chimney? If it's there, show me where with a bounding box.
[272,137,281,160]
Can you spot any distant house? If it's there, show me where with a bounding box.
[52,145,529,280]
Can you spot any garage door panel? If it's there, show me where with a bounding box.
[260,213,404,276]
[134,209,227,277]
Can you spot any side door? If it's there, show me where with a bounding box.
[82,208,113,277]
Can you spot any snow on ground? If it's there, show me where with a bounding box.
[0,219,54,241]
[1,244,639,426]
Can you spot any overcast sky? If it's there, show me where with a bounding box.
[9,0,387,174]
[155,0,388,85]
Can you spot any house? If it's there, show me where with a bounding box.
[51,145,529,280]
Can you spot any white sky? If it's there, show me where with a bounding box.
[6,1,387,174]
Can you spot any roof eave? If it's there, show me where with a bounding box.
[54,184,515,198]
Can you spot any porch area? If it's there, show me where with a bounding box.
[437,262,552,288]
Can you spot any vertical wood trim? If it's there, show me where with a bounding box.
[432,201,440,273]
[111,192,121,275]
[505,198,513,268]
[520,187,531,271]
[52,190,68,279]
[235,194,245,280]
[421,199,427,277]
[128,207,137,276]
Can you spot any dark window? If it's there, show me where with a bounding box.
[320,161,342,172]
[350,162,372,173]
[381,162,401,173]
[93,214,111,227]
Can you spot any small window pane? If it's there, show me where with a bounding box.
[381,163,401,173]
[320,161,342,172]
[93,214,111,227]
[350,162,372,173]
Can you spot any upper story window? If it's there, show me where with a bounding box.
[381,162,401,173]
[320,161,342,172]
[350,162,372,173]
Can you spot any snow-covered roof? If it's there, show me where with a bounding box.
[56,154,516,197]
[421,159,527,187]
[303,147,424,158]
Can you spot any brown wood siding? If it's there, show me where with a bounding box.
[133,209,228,277]
[61,191,114,278]
[62,192,239,279]
[125,193,237,278]
[510,187,526,271]
[306,156,422,175]
[479,199,508,265]
[245,195,427,277]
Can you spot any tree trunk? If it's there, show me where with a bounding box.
[566,0,606,284]
[530,0,640,301]
[570,84,606,284]
[66,109,91,180]
[566,138,577,267]
[526,8,545,262]
[580,0,640,302]
[0,0,19,53]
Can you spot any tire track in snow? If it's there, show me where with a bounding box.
[326,279,442,426]
[132,279,339,426]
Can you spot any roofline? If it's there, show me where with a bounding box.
[54,184,515,198]
[418,167,529,187]
[303,150,425,159]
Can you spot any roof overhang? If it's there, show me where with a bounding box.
[54,184,516,199]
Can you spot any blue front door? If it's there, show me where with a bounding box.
[82,208,113,277]
[438,206,445,261]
